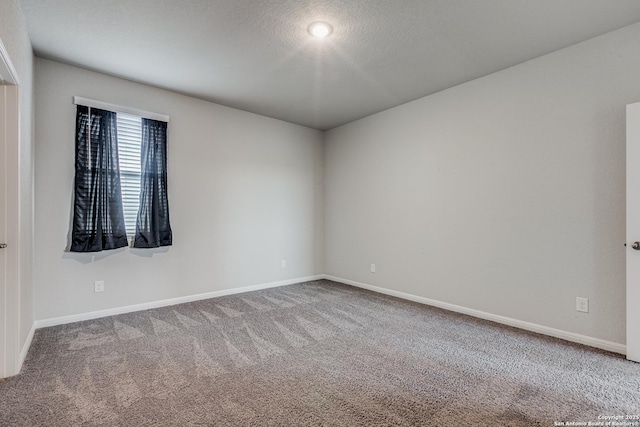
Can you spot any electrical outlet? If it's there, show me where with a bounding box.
[94,280,104,293]
[281,260,286,268]
[576,297,589,313]
[370,263,376,273]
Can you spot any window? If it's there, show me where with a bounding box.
[71,97,172,252]
[116,113,142,235]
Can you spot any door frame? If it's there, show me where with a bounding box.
[626,102,640,363]
[0,38,21,378]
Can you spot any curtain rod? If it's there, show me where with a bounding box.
[73,96,170,123]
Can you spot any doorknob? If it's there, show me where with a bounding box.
[633,242,640,250]
[0,243,6,249]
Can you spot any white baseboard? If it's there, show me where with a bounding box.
[323,275,627,355]
[19,322,36,367]
[35,275,324,329]
[31,273,627,357]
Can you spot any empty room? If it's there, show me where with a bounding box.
[1,0,640,425]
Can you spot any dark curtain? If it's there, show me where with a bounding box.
[134,118,172,248]
[71,106,128,252]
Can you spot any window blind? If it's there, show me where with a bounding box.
[116,113,142,235]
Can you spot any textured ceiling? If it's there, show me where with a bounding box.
[19,0,640,130]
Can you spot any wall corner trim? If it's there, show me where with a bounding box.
[35,275,324,329]
[322,275,627,355]
[19,323,36,369]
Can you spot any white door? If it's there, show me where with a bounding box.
[0,40,20,378]
[0,85,6,377]
[626,102,640,363]
[0,82,19,378]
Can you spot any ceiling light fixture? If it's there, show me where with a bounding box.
[308,22,333,39]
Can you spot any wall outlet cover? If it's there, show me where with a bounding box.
[94,280,104,293]
[576,297,589,313]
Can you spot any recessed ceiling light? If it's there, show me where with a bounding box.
[308,22,333,39]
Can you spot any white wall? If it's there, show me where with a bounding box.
[325,22,640,345]
[0,0,34,352]
[31,17,640,346]
[34,58,324,321]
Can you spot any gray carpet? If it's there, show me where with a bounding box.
[1,280,639,426]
